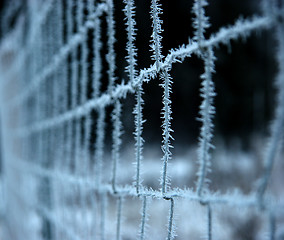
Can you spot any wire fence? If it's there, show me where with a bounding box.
[0,0,283,239]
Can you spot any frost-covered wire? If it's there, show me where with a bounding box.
[167,198,176,240]
[93,17,102,99]
[150,0,163,71]
[116,196,123,240]
[192,0,210,46]
[123,0,137,84]
[122,0,145,195]
[106,0,117,93]
[94,108,106,188]
[112,100,123,194]
[133,80,145,195]
[139,196,149,240]
[207,204,212,240]
[160,69,174,195]
[100,192,107,240]
[196,47,216,198]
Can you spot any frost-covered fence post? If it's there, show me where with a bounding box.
[192,0,216,200]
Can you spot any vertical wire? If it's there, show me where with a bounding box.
[122,0,144,196]
[70,0,80,234]
[150,0,163,71]
[112,100,122,194]
[134,81,144,195]
[161,69,173,195]
[79,1,90,237]
[207,204,212,240]
[139,196,148,240]
[167,198,175,240]
[116,196,123,240]
[100,192,107,240]
[58,0,67,237]
[269,210,276,240]
[42,6,54,239]
[106,0,116,93]
[53,0,64,237]
[63,0,74,233]
[196,47,216,199]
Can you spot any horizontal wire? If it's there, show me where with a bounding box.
[8,157,284,213]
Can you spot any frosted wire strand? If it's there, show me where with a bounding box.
[192,0,209,45]
[112,101,123,194]
[122,0,144,195]
[167,198,175,240]
[269,210,276,240]
[92,4,104,190]
[150,0,163,70]
[123,0,137,84]
[207,204,212,240]
[94,108,106,189]
[134,81,144,195]
[100,192,107,240]
[81,2,90,118]
[64,2,75,227]
[116,196,123,240]
[53,1,64,232]
[139,196,148,240]
[82,3,93,234]
[75,0,86,234]
[8,156,284,211]
[196,47,216,198]
[80,1,90,235]
[194,0,213,199]
[92,16,102,99]
[106,0,116,93]
[161,69,174,195]
[88,0,95,14]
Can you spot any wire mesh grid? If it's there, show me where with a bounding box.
[0,0,283,239]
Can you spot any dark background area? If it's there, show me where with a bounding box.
[0,0,276,150]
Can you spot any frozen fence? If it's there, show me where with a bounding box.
[0,0,284,239]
